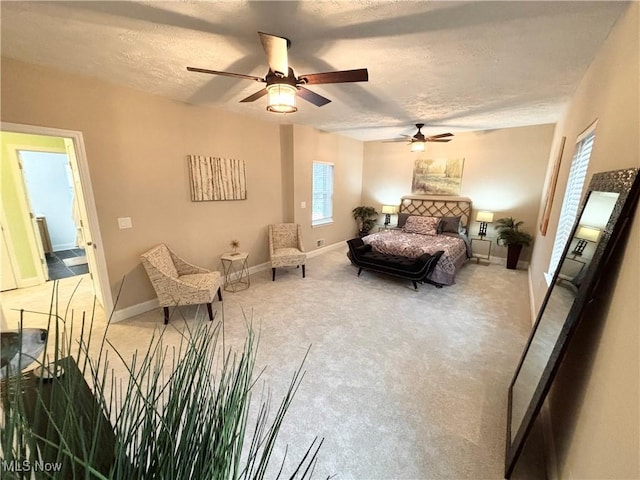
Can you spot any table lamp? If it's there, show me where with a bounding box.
[476,211,494,238]
[572,225,601,256]
[381,205,398,226]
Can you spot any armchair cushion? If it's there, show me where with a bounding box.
[271,247,306,267]
[141,244,222,308]
[268,224,306,268]
[268,223,307,281]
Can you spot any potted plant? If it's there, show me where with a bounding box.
[352,206,378,237]
[1,287,323,479]
[494,217,533,269]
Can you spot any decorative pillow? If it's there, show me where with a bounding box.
[402,216,439,235]
[397,213,412,228]
[437,216,461,234]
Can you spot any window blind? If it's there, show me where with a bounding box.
[312,162,334,226]
[548,131,595,275]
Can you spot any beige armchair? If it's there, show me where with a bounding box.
[140,244,222,324]
[268,223,306,281]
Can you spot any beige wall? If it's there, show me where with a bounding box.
[528,3,639,478]
[363,124,555,260]
[292,124,364,249]
[0,58,364,312]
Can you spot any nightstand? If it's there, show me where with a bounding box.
[471,238,492,264]
[220,252,250,292]
[377,225,400,232]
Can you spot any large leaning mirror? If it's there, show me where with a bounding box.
[505,167,640,478]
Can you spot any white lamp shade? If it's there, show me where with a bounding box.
[575,225,601,242]
[266,84,297,113]
[381,205,398,214]
[476,211,494,223]
[410,141,425,152]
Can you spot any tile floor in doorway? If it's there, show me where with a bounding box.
[45,248,88,280]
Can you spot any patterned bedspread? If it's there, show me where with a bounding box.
[362,231,469,285]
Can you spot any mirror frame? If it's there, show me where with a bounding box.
[505,167,640,478]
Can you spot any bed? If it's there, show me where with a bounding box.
[362,196,472,285]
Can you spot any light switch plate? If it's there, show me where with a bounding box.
[300,201,306,208]
[118,217,132,229]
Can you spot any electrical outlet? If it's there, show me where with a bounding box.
[316,239,325,247]
[300,201,306,208]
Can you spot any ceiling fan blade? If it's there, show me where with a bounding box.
[298,68,369,85]
[258,32,289,77]
[297,87,331,107]
[427,138,452,142]
[187,67,264,82]
[429,133,454,139]
[240,88,268,103]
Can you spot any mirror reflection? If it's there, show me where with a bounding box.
[509,191,619,441]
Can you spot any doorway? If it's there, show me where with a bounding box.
[19,150,89,281]
[0,124,113,316]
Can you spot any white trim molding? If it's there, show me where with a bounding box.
[112,241,347,323]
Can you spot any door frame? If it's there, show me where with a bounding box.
[1,122,114,315]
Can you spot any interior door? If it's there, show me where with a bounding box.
[1,222,18,291]
[15,151,49,283]
[64,139,104,308]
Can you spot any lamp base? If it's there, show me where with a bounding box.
[573,239,588,255]
[478,221,488,238]
[384,213,391,226]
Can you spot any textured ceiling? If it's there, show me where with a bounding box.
[0,1,627,141]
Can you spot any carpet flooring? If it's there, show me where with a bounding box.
[0,247,545,479]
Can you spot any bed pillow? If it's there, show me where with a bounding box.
[402,216,439,235]
[437,216,461,234]
[397,213,412,228]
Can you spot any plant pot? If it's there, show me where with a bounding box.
[506,244,523,269]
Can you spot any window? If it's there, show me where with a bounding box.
[548,126,596,277]
[312,162,333,226]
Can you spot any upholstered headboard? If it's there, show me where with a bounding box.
[399,195,473,228]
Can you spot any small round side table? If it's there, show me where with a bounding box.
[220,252,250,292]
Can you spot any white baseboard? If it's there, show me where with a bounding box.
[112,242,346,323]
[246,261,270,276]
[111,298,158,323]
[307,240,345,258]
[527,265,537,325]
[473,255,530,269]
[53,242,78,252]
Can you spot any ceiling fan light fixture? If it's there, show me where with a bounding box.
[411,140,426,152]
[266,83,297,113]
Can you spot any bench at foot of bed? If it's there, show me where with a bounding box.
[346,237,444,290]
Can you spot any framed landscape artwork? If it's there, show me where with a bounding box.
[412,158,465,195]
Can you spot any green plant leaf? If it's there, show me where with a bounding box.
[1,281,324,479]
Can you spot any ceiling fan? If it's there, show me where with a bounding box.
[386,124,454,151]
[187,32,369,113]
